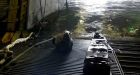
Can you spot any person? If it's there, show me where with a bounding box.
[93,32,101,39]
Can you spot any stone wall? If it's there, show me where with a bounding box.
[27,0,66,29]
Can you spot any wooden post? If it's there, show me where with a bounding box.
[19,0,28,31]
[7,0,19,31]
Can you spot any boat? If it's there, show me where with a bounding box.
[83,33,112,75]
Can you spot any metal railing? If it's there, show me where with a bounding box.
[112,50,125,75]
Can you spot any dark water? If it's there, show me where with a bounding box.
[111,40,140,75]
[4,39,90,75]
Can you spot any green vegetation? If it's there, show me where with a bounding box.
[103,11,140,37]
[73,19,86,36]
[41,8,84,37]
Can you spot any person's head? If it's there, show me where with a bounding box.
[95,32,99,35]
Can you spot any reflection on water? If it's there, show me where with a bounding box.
[70,0,140,15]
[79,0,108,15]
[69,0,140,37]
[70,0,108,15]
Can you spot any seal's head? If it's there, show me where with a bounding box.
[63,30,71,40]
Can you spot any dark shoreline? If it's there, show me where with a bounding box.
[74,35,140,42]
[107,36,140,42]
